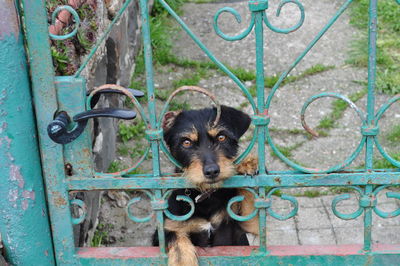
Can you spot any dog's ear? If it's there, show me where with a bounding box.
[162,111,181,132]
[219,105,251,139]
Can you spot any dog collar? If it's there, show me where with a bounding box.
[195,189,217,203]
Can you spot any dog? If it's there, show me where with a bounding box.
[153,105,259,266]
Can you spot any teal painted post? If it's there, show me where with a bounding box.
[363,0,378,252]
[0,1,55,265]
[253,7,268,253]
[20,0,78,264]
[139,0,167,258]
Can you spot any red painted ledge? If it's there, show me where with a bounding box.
[77,244,400,259]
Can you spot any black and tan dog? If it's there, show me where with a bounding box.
[154,105,259,266]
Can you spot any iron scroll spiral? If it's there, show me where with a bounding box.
[87,85,151,177]
[70,199,87,225]
[49,5,80,40]
[332,185,400,220]
[213,0,305,42]
[125,190,195,223]
[227,188,298,222]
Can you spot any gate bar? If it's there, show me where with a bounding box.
[0,0,54,264]
[20,0,78,264]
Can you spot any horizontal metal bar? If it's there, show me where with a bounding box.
[77,245,400,265]
[68,171,400,191]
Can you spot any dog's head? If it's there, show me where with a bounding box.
[163,106,251,190]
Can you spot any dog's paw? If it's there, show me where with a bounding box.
[236,155,258,177]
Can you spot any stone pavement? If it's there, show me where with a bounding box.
[263,191,400,246]
[98,0,400,247]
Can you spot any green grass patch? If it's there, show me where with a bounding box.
[316,88,367,131]
[349,0,400,94]
[270,142,305,159]
[387,125,400,143]
[373,152,400,169]
[108,160,126,172]
[118,121,146,143]
[330,186,356,194]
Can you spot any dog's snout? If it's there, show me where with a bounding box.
[203,164,220,179]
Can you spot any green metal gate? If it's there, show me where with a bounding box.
[2,0,400,265]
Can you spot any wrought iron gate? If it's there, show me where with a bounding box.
[7,0,400,264]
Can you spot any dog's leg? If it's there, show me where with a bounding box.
[168,232,198,266]
[235,155,260,236]
[165,218,211,266]
[238,189,259,235]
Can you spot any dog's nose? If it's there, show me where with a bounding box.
[203,164,220,179]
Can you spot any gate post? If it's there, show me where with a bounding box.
[0,0,55,265]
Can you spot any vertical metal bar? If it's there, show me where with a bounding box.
[0,1,55,264]
[155,190,167,258]
[258,187,267,253]
[254,10,268,253]
[140,0,161,177]
[139,0,166,258]
[255,11,267,175]
[363,0,378,252]
[20,0,78,264]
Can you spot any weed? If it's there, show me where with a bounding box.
[316,88,367,131]
[373,153,400,169]
[387,125,400,143]
[270,142,305,159]
[349,0,400,94]
[118,121,146,143]
[117,145,130,156]
[108,161,125,172]
[330,186,356,194]
[91,224,107,247]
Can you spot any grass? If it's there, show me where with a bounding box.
[373,152,400,169]
[108,161,126,172]
[270,142,305,159]
[348,0,400,94]
[316,88,368,133]
[118,121,146,143]
[387,124,400,143]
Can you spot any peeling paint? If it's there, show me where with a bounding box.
[21,199,29,210]
[8,189,18,202]
[9,164,25,188]
[22,190,35,200]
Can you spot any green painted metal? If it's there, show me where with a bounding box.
[16,0,400,264]
[0,1,55,264]
[20,0,78,264]
[49,6,80,41]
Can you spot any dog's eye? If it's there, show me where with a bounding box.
[217,134,226,142]
[182,139,192,148]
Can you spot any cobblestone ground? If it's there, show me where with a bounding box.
[96,0,400,247]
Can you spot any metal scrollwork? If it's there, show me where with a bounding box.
[227,188,259,221]
[332,186,400,220]
[372,186,400,218]
[162,190,195,221]
[126,190,155,223]
[126,190,195,223]
[49,5,80,40]
[70,199,87,225]
[331,186,364,220]
[374,95,400,168]
[266,188,298,220]
[213,0,304,41]
[213,8,255,41]
[227,188,298,221]
[263,0,305,34]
